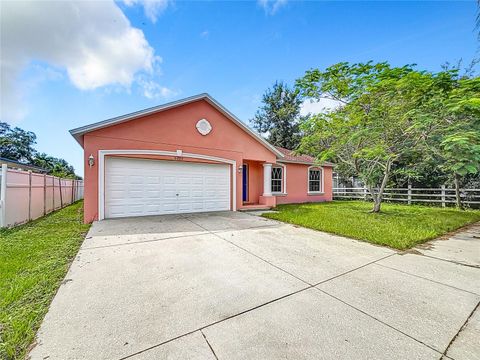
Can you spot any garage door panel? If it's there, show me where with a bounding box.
[191,202,204,210]
[105,157,231,218]
[191,177,203,184]
[163,190,177,199]
[109,191,128,200]
[191,190,203,197]
[178,203,192,211]
[145,191,160,197]
[128,176,144,184]
[163,177,175,185]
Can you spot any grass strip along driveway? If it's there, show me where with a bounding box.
[0,201,90,360]
[263,200,480,250]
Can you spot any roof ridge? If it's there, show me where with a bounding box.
[68,93,284,158]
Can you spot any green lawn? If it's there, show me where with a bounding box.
[263,200,480,250]
[0,201,90,360]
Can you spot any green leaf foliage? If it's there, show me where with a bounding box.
[0,122,80,179]
[296,61,479,210]
[252,81,305,149]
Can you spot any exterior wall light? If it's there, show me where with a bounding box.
[88,154,95,168]
[238,165,243,173]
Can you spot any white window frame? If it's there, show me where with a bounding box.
[271,164,287,195]
[308,166,324,194]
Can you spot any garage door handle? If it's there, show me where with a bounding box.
[176,193,179,196]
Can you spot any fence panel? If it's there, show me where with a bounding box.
[333,186,480,207]
[53,177,61,210]
[31,172,45,220]
[45,175,55,214]
[4,169,30,226]
[0,165,84,228]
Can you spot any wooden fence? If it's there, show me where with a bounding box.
[333,185,480,207]
[0,164,84,227]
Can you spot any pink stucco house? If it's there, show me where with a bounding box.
[70,94,333,223]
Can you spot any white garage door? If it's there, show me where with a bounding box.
[105,157,231,218]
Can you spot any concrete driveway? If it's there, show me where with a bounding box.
[29,212,480,360]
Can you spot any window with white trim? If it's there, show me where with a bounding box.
[271,167,283,193]
[308,168,322,193]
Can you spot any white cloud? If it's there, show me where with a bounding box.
[200,30,210,39]
[257,0,288,15]
[300,98,343,116]
[123,0,171,23]
[137,76,178,99]
[0,0,170,123]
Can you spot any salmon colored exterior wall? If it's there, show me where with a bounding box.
[276,163,333,205]
[82,99,276,222]
[80,98,333,223]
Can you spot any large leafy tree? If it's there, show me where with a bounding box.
[296,62,435,212]
[386,62,479,194]
[421,73,480,208]
[297,62,479,211]
[0,122,37,163]
[252,81,305,150]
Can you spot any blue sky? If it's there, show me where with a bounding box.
[1,0,478,177]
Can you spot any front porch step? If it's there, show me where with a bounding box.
[239,204,272,211]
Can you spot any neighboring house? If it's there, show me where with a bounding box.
[70,94,333,223]
[0,157,48,173]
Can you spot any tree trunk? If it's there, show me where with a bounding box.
[454,173,463,210]
[372,197,382,212]
[367,186,378,210]
[369,160,392,213]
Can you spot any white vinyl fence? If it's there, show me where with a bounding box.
[333,185,480,207]
[0,164,84,228]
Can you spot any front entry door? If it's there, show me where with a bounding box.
[242,164,248,202]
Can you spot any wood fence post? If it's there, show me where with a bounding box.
[441,185,446,208]
[43,173,47,216]
[59,178,63,208]
[71,179,74,204]
[28,170,32,221]
[364,186,367,200]
[0,164,7,227]
[407,184,412,205]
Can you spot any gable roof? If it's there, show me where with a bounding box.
[69,93,284,158]
[275,146,335,167]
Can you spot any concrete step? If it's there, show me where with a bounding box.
[239,205,272,212]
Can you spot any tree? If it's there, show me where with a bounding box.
[430,75,480,208]
[33,153,79,179]
[296,62,433,212]
[0,122,37,163]
[252,81,305,150]
[297,61,480,211]
[0,122,80,179]
[400,62,480,209]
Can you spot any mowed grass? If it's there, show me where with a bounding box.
[0,201,90,360]
[263,200,480,250]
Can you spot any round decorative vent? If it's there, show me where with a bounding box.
[196,118,212,135]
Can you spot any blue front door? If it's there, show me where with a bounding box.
[242,164,248,202]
